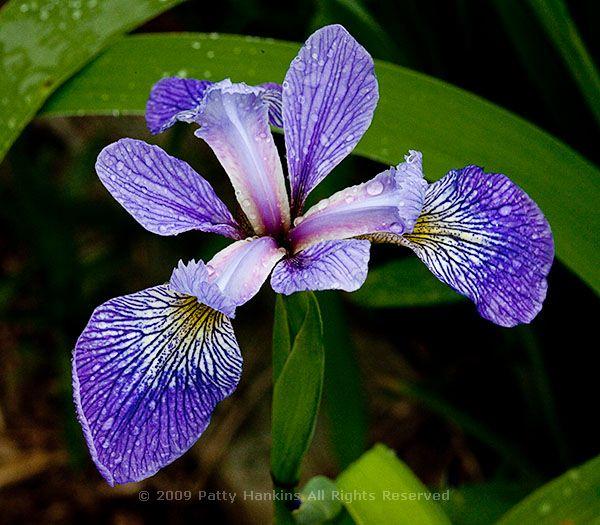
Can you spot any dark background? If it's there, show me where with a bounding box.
[0,0,598,523]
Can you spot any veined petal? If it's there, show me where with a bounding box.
[289,151,427,253]
[283,24,378,213]
[398,166,554,327]
[96,139,242,239]
[271,239,371,295]
[145,77,283,134]
[259,82,283,128]
[194,80,290,236]
[73,285,242,485]
[146,77,212,134]
[170,237,285,316]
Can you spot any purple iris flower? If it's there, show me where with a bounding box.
[73,25,554,485]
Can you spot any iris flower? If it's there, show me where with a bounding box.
[73,25,554,485]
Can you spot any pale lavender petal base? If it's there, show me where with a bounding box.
[402,166,554,327]
[146,77,212,134]
[96,139,242,239]
[289,151,427,252]
[207,237,286,306]
[283,24,379,211]
[271,239,371,294]
[194,80,290,236]
[73,285,241,485]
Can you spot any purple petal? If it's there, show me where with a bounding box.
[283,24,379,213]
[96,138,242,239]
[271,239,371,294]
[145,77,283,134]
[194,80,291,236]
[400,166,554,327]
[289,151,427,252]
[145,77,213,134]
[259,82,283,128]
[169,259,237,318]
[73,285,242,485]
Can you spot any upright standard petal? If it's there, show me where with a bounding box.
[271,239,371,294]
[259,82,283,128]
[96,139,242,239]
[170,237,285,317]
[289,151,427,253]
[194,81,291,236]
[398,166,554,327]
[73,285,242,485]
[283,24,379,212]
[146,77,212,134]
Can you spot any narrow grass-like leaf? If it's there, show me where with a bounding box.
[497,453,600,524]
[39,33,600,293]
[350,258,464,308]
[273,295,292,383]
[320,292,368,467]
[0,0,184,162]
[271,293,324,486]
[382,378,539,480]
[336,444,451,525]
[526,0,600,125]
[310,0,405,63]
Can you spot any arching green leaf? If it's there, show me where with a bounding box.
[0,0,184,161]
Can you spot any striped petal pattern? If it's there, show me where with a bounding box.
[400,166,554,326]
[283,24,378,212]
[73,285,242,485]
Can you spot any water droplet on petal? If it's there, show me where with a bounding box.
[317,198,329,211]
[499,205,512,216]
[366,180,384,196]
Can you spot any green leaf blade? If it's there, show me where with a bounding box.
[0,0,184,162]
[497,453,600,525]
[526,0,600,125]
[271,292,325,486]
[39,33,600,293]
[336,444,451,525]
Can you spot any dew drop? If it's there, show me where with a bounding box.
[499,205,512,216]
[366,180,384,196]
[317,198,329,211]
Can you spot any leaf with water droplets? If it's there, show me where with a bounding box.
[497,452,600,525]
[0,0,184,161]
